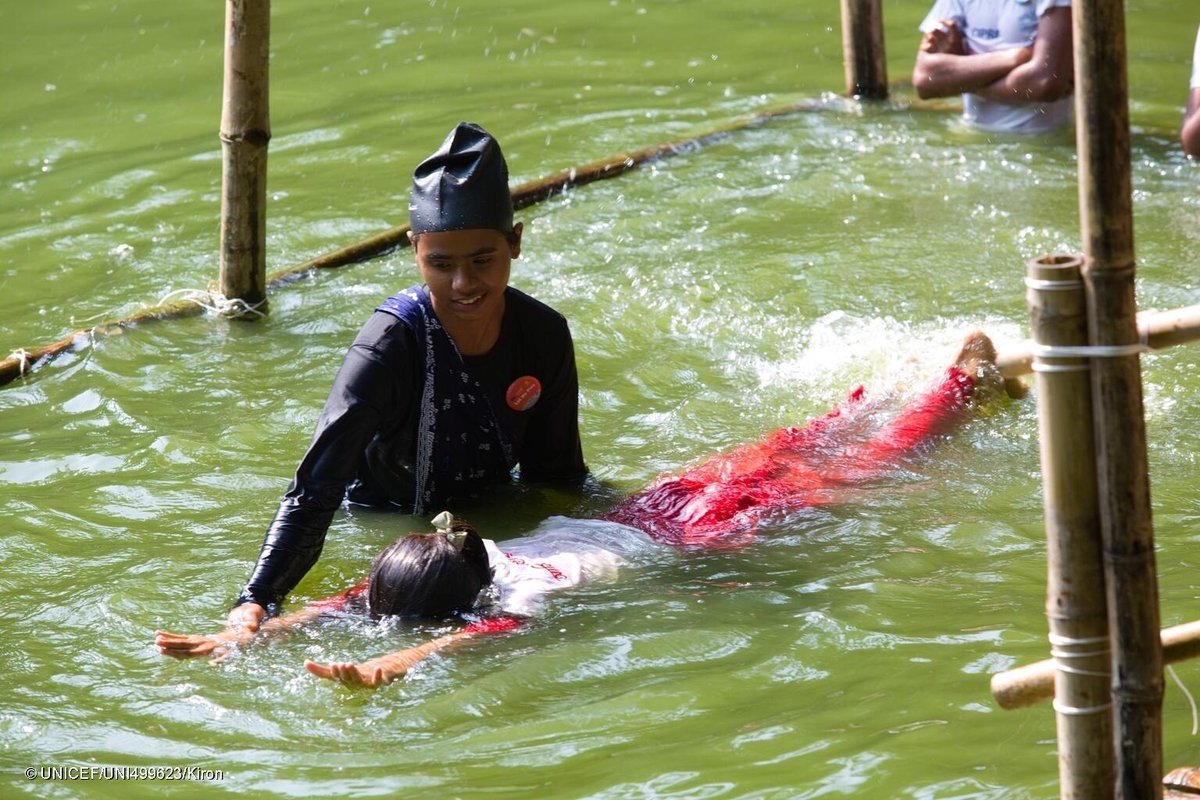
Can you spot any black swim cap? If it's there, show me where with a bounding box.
[409,122,514,235]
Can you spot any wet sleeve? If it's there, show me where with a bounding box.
[518,322,587,483]
[235,325,408,610]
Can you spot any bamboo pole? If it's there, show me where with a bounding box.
[1073,0,1163,795]
[839,0,888,100]
[218,0,271,316]
[993,621,1200,711]
[1025,254,1113,799]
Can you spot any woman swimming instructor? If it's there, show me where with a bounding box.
[227,122,587,634]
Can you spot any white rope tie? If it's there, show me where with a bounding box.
[8,348,30,377]
[1168,664,1199,736]
[1025,274,1153,368]
[1030,341,1152,360]
[1024,276,1084,292]
[157,288,268,319]
[1053,699,1114,716]
[1048,632,1112,717]
[1031,361,1090,374]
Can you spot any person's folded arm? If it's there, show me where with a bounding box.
[973,7,1073,104]
[912,19,1033,100]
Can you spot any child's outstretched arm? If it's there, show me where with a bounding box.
[304,616,525,688]
[156,582,368,663]
[155,603,331,663]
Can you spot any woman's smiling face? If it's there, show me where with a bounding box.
[412,225,521,331]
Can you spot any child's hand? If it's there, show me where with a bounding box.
[304,658,396,688]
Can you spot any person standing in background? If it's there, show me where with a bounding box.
[912,0,1074,134]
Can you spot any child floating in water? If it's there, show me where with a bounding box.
[156,330,1007,687]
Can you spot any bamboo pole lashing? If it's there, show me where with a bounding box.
[995,304,1200,379]
[992,621,1200,711]
[1025,253,1113,799]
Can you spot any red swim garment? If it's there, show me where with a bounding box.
[602,367,977,548]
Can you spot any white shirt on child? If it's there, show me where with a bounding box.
[481,517,667,617]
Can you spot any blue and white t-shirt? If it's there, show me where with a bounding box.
[920,0,1073,133]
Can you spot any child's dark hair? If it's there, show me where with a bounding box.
[366,519,491,619]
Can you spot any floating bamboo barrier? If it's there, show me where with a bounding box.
[992,621,1200,711]
[263,98,826,286]
[839,0,888,100]
[218,0,271,315]
[2,98,833,388]
[1074,0,1163,794]
[1026,254,1113,799]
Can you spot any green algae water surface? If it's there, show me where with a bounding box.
[4,1,1200,798]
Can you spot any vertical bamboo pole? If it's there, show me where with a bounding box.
[219,0,271,315]
[1072,0,1162,795]
[839,0,888,100]
[1027,255,1113,800]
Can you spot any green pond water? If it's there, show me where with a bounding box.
[4,1,1200,797]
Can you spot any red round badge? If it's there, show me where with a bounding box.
[506,375,542,412]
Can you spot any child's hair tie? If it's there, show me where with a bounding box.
[430,510,467,551]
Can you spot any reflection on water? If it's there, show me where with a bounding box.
[4,0,1200,798]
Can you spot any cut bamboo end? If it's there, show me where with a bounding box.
[1165,767,1200,796]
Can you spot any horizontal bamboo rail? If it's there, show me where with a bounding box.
[991,620,1200,710]
[996,303,1200,379]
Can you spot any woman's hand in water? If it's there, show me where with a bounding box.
[154,627,250,663]
[227,602,265,633]
[303,658,399,688]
